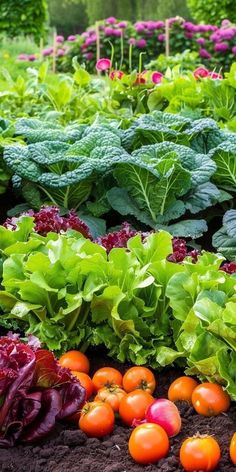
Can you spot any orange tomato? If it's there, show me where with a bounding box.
[230,433,236,465]
[129,423,169,464]
[71,371,94,400]
[180,436,221,471]
[123,366,156,394]
[94,385,126,412]
[168,376,199,404]
[119,389,154,426]
[58,350,90,374]
[79,401,115,438]
[192,382,230,416]
[92,367,123,391]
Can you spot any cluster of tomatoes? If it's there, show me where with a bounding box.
[58,350,236,471]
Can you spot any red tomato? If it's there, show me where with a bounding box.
[58,350,90,373]
[123,366,156,394]
[94,385,126,412]
[79,401,115,438]
[92,367,123,391]
[71,371,94,400]
[192,382,230,416]
[180,436,221,471]
[119,389,154,426]
[129,423,169,464]
[168,376,199,404]
[230,433,236,465]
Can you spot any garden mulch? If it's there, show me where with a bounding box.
[0,348,236,472]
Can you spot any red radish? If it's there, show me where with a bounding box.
[145,398,181,437]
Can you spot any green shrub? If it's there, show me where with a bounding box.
[0,0,48,43]
[187,0,236,24]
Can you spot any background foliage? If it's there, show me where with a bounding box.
[187,0,236,24]
[0,0,48,43]
[48,0,189,35]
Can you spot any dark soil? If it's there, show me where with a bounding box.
[0,349,236,472]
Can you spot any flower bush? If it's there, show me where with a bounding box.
[56,17,236,73]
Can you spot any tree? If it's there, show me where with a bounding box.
[0,0,48,42]
[48,0,88,36]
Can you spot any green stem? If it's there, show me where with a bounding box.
[129,44,133,73]
[120,31,124,70]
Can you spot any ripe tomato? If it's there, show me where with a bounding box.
[180,436,221,471]
[192,382,230,416]
[58,350,90,374]
[79,401,115,438]
[123,366,156,394]
[71,371,94,400]
[230,433,236,465]
[119,389,154,426]
[94,385,126,412]
[168,376,198,404]
[92,367,123,391]
[128,423,169,464]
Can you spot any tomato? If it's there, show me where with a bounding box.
[58,350,90,374]
[168,376,199,404]
[180,436,221,471]
[79,401,115,438]
[119,389,154,426]
[128,423,169,464]
[230,432,236,465]
[192,382,230,416]
[92,367,123,391]
[123,366,156,394]
[94,385,126,412]
[71,371,94,400]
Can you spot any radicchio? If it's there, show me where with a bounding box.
[4,206,92,240]
[0,337,85,446]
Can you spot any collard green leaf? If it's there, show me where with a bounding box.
[209,142,236,191]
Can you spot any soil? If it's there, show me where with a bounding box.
[0,347,235,472]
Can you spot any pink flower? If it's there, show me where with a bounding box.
[118,21,127,29]
[185,32,193,39]
[136,25,145,34]
[104,27,115,36]
[128,38,136,46]
[56,35,64,43]
[209,72,223,79]
[136,38,147,48]
[193,67,209,79]
[17,53,28,61]
[81,32,89,39]
[57,49,65,57]
[113,29,122,37]
[109,70,124,80]
[151,71,163,84]
[196,37,205,45]
[156,21,165,29]
[42,47,53,56]
[199,48,211,59]
[67,35,76,42]
[158,33,165,42]
[106,17,117,24]
[214,42,229,52]
[85,52,94,60]
[28,54,36,61]
[221,19,231,26]
[85,36,96,46]
[232,46,236,54]
[96,58,111,71]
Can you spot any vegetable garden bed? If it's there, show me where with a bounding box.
[0,348,235,472]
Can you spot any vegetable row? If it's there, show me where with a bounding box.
[1,109,236,252]
[0,219,236,398]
